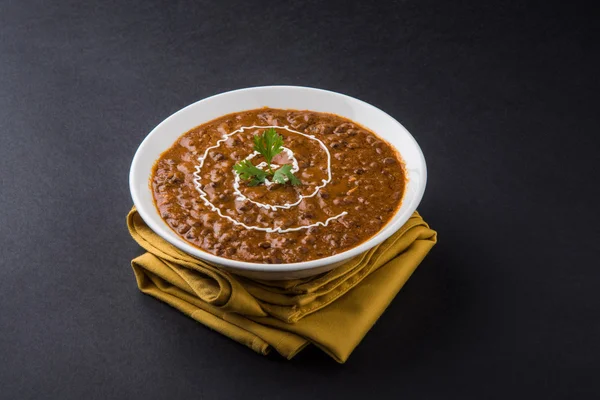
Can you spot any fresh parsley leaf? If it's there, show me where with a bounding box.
[233,160,269,186]
[247,176,265,187]
[271,164,291,184]
[232,128,301,187]
[287,171,301,186]
[253,128,283,166]
[272,164,301,186]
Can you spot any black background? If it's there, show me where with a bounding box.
[1,1,599,399]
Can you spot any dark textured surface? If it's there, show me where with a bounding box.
[1,1,599,398]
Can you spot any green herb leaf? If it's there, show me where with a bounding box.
[272,164,301,186]
[253,128,283,166]
[233,159,269,186]
[232,128,301,187]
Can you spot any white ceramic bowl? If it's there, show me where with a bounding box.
[130,86,426,280]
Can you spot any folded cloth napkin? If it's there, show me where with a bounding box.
[127,207,437,363]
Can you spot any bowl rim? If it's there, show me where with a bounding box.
[129,85,427,272]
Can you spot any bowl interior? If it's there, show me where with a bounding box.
[130,86,426,273]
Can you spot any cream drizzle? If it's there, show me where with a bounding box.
[192,125,347,233]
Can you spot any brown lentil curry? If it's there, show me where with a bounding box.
[151,108,406,263]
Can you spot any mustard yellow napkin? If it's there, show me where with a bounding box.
[127,208,437,362]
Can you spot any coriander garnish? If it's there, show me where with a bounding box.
[272,164,301,186]
[232,159,269,186]
[233,128,301,187]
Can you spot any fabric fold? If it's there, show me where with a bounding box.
[128,207,436,362]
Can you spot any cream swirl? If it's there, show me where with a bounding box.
[192,125,347,233]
